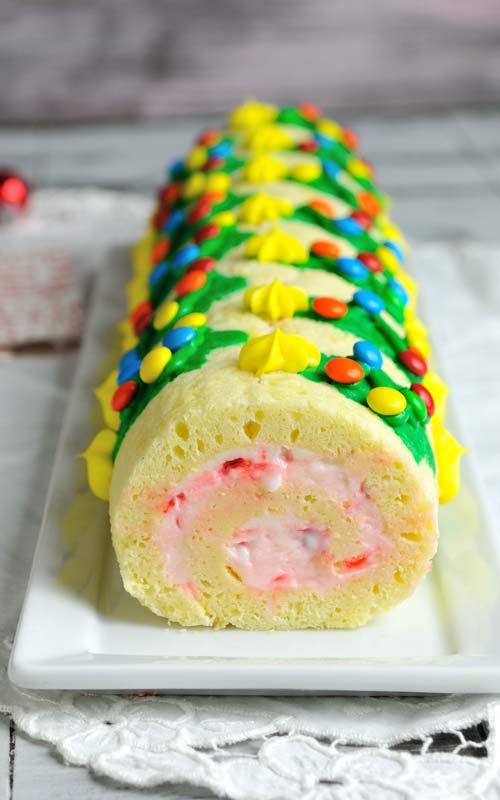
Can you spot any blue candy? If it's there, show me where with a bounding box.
[169,159,184,179]
[149,260,170,286]
[163,326,196,352]
[322,159,341,180]
[388,277,409,306]
[336,257,368,281]
[164,208,185,234]
[209,141,232,158]
[315,133,334,148]
[384,240,404,263]
[353,340,383,369]
[171,243,200,270]
[334,217,364,237]
[353,290,385,314]
[118,349,141,384]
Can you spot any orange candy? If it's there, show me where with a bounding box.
[197,130,220,146]
[152,237,170,264]
[325,357,364,385]
[309,198,334,218]
[311,240,341,259]
[175,269,207,297]
[358,191,380,217]
[312,297,348,320]
[343,128,359,151]
[298,103,320,122]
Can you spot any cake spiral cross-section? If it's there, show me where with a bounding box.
[84,100,465,629]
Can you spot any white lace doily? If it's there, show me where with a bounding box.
[1,189,500,799]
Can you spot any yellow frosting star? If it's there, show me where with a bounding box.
[132,231,154,278]
[245,227,308,264]
[229,100,278,131]
[94,370,120,431]
[242,154,288,184]
[245,124,293,152]
[238,193,293,225]
[126,273,149,312]
[244,279,309,322]
[432,418,466,504]
[423,370,449,422]
[405,309,430,359]
[239,327,321,376]
[81,429,117,501]
[117,319,139,353]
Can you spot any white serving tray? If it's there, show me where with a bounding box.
[9,251,500,693]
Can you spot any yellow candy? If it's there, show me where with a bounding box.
[182,172,206,199]
[212,210,237,227]
[244,279,309,322]
[347,158,372,180]
[185,146,207,170]
[140,346,172,384]
[238,193,293,225]
[317,119,343,140]
[239,327,320,376]
[291,163,322,183]
[81,429,117,501]
[94,370,120,431]
[245,227,308,264]
[432,418,466,504]
[229,100,277,131]
[174,312,206,328]
[154,300,179,330]
[242,154,287,183]
[377,215,405,244]
[245,124,293,152]
[205,172,231,193]
[367,387,407,416]
[376,245,400,275]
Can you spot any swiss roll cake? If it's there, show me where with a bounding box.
[84,100,464,629]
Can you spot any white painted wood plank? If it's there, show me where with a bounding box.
[13,731,215,799]
[0,717,12,800]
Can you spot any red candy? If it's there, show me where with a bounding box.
[175,269,207,297]
[186,256,217,274]
[298,140,320,153]
[312,297,348,319]
[350,210,372,230]
[343,128,359,151]
[325,357,364,384]
[358,251,382,273]
[410,382,435,417]
[311,240,341,259]
[152,207,170,230]
[130,300,153,336]
[194,222,220,244]
[197,130,219,146]
[398,348,427,376]
[298,103,320,121]
[202,155,225,171]
[111,380,138,412]
[151,237,170,264]
[158,182,181,207]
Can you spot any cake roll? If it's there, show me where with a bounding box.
[84,100,465,629]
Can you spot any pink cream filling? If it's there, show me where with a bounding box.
[151,446,391,593]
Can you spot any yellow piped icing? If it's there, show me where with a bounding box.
[229,100,277,131]
[81,429,117,501]
[244,278,309,322]
[244,227,308,264]
[423,370,449,422]
[242,154,288,183]
[94,370,120,431]
[239,327,321,376]
[245,124,293,152]
[432,418,467,504]
[238,193,293,225]
[116,319,139,354]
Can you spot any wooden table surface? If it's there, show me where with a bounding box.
[1,108,499,798]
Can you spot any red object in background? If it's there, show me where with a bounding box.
[0,169,30,216]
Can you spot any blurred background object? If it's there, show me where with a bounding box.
[1,0,500,123]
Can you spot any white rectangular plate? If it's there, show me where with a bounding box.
[9,252,500,693]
